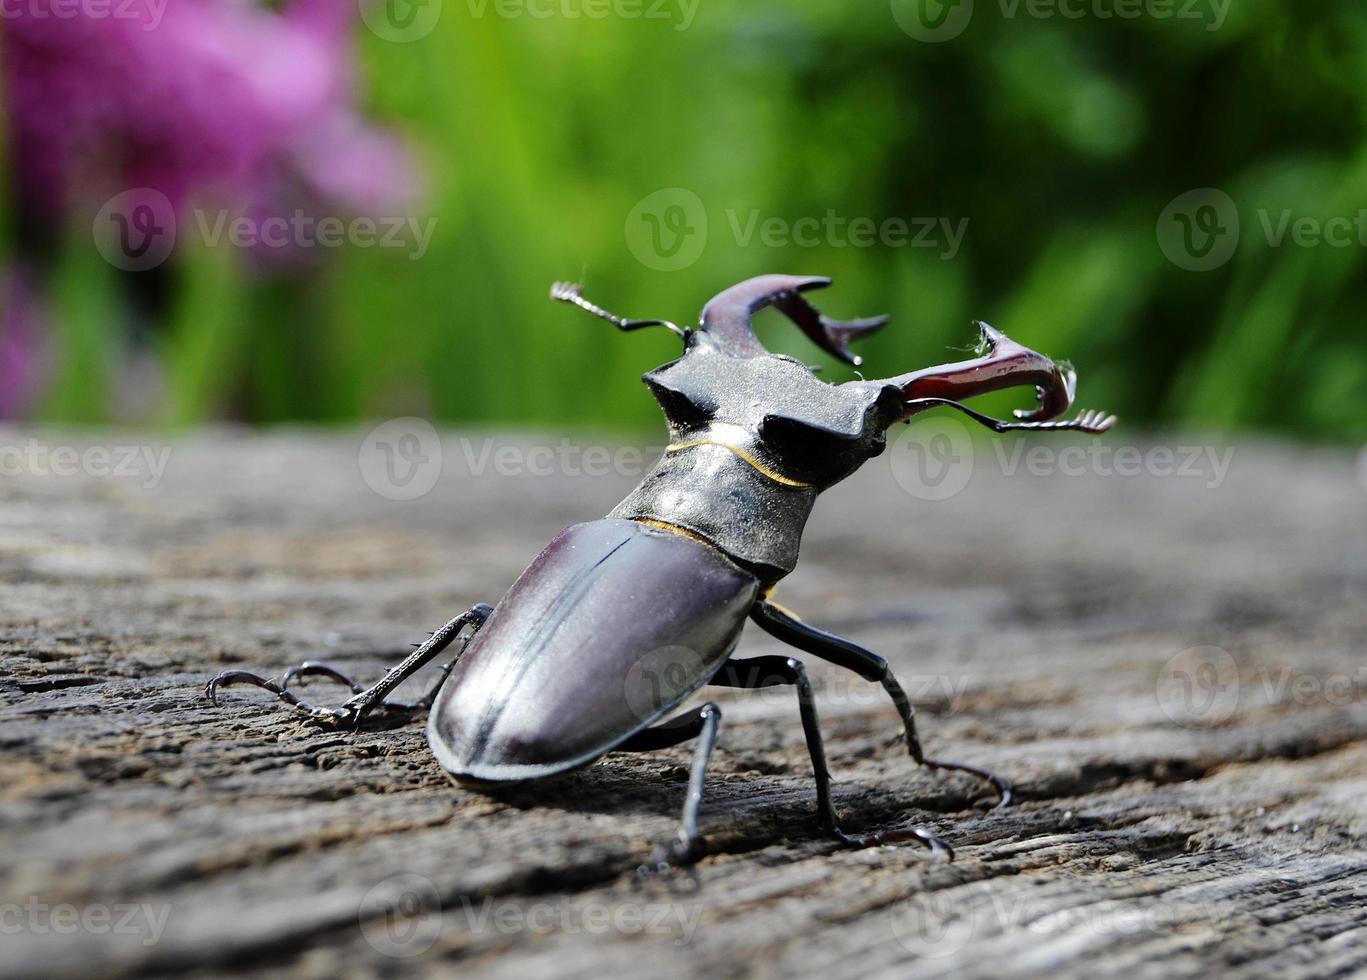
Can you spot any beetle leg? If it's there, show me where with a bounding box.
[281,662,363,693]
[619,703,723,873]
[205,604,493,728]
[204,670,352,723]
[280,661,421,713]
[749,600,1014,808]
[713,655,952,860]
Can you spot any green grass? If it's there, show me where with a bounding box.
[20,2,1367,440]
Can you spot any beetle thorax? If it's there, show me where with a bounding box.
[608,335,902,580]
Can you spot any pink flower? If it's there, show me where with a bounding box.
[3,0,417,223]
[0,268,49,418]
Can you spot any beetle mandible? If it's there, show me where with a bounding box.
[207,275,1115,867]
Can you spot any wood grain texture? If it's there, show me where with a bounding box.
[2,429,1365,979]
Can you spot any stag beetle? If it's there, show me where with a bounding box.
[207,275,1114,867]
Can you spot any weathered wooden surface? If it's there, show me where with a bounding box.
[2,428,1365,979]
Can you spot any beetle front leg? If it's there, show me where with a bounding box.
[749,599,1013,808]
[206,603,493,728]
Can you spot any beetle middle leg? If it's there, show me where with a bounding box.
[616,703,723,871]
[750,599,1013,807]
[205,603,493,727]
[712,655,952,860]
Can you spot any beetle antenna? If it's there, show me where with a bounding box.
[550,282,687,340]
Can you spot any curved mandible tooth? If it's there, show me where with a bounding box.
[698,275,889,364]
[816,313,892,366]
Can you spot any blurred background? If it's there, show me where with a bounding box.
[1,0,1363,440]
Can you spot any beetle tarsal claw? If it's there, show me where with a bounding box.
[634,836,707,881]
[206,666,369,726]
[281,661,364,694]
[204,669,283,707]
[831,825,955,861]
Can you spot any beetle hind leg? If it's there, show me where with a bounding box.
[204,670,351,723]
[618,703,723,873]
[278,661,424,714]
[205,604,492,728]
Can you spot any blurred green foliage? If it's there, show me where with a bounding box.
[29,1,1367,438]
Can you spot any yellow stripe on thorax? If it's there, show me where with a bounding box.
[664,439,812,489]
[634,518,718,547]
